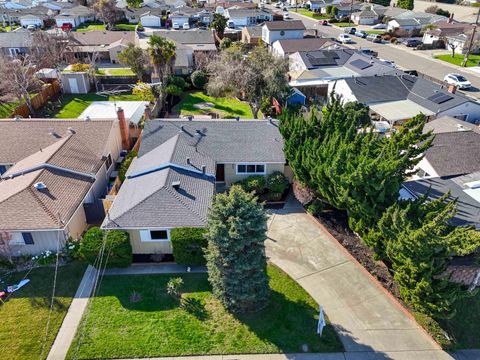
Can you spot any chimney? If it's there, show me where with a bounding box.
[117,107,130,150]
[448,84,457,94]
[144,104,152,121]
[201,165,206,174]
[448,13,454,24]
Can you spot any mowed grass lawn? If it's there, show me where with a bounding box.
[174,91,255,118]
[97,68,136,76]
[75,24,106,32]
[434,53,480,67]
[297,9,328,19]
[438,292,480,349]
[54,93,143,118]
[0,262,87,360]
[67,265,342,359]
[113,23,137,31]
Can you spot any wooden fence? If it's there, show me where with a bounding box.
[10,80,61,118]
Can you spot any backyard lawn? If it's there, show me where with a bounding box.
[75,23,106,32]
[114,23,137,31]
[334,22,353,27]
[434,53,480,67]
[0,101,19,118]
[67,265,342,359]
[53,93,143,118]
[97,68,136,76]
[0,262,87,360]
[173,91,256,118]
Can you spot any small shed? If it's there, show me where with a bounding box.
[60,71,90,94]
[286,88,306,106]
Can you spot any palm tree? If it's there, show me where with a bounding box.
[147,35,176,83]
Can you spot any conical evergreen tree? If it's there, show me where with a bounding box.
[205,186,270,313]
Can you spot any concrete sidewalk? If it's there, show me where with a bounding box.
[265,195,454,360]
[104,263,207,275]
[47,265,97,360]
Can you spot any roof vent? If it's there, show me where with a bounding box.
[34,182,47,190]
[85,116,91,121]
[457,124,466,131]
[67,127,76,134]
[187,157,191,164]
[181,125,185,132]
[172,181,181,189]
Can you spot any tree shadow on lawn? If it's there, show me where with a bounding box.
[180,94,250,118]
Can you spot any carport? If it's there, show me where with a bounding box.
[369,99,435,125]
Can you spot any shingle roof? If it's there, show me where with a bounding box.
[103,134,216,228]
[153,29,215,44]
[275,38,336,54]
[264,20,305,31]
[423,131,480,177]
[56,5,94,17]
[0,30,31,48]
[244,26,263,38]
[140,119,285,163]
[70,30,135,46]
[0,121,112,231]
[226,8,271,17]
[423,116,480,135]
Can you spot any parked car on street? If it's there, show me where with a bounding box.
[444,73,472,89]
[359,48,378,57]
[319,19,328,26]
[355,30,367,38]
[283,12,291,19]
[275,2,282,8]
[344,27,356,35]
[404,39,422,47]
[366,34,382,43]
[172,22,180,30]
[371,23,386,29]
[338,34,353,44]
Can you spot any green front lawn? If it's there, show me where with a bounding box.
[67,265,342,359]
[434,53,480,67]
[365,30,385,35]
[335,22,354,27]
[297,9,328,19]
[53,93,143,118]
[174,91,255,119]
[75,24,106,32]
[114,23,137,31]
[0,262,87,360]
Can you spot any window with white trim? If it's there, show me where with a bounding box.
[236,163,266,175]
[139,229,170,241]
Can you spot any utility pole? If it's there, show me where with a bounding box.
[462,6,480,67]
[348,0,353,25]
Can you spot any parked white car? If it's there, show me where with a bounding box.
[275,1,282,8]
[379,58,396,68]
[444,73,472,89]
[371,23,386,29]
[283,12,291,20]
[172,22,180,30]
[338,34,352,44]
[182,22,190,29]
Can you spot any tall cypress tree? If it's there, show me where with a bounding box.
[205,186,270,313]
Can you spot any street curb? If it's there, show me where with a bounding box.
[304,211,442,351]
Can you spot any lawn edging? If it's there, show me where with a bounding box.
[304,210,442,350]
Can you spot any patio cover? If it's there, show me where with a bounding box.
[370,100,435,123]
[78,101,149,125]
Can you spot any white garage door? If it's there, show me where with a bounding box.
[141,15,161,27]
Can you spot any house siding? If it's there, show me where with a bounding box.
[10,230,67,256]
[127,229,174,254]
[223,162,285,186]
[66,203,88,239]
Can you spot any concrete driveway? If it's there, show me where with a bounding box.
[266,196,454,359]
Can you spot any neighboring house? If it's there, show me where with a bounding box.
[387,12,446,32]
[55,5,95,28]
[272,37,339,57]
[224,8,273,27]
[351,4,388,25]
[102,119,288,256]
[169,10,190,28]
[262,20,305,46]
[241,25,263,45]
[422,21,479,54]
[0,5,52,26]
[144,29,217,74]
[68,31,137,63]
[122,7,165,24]
[0,28,31,56]
[412,116,480,179]
[335,1,363,19]
[140,10,163,27]
[0,118,124,255]
[402,173,480,229]
[328,74,480,125]
[19,14,43,27]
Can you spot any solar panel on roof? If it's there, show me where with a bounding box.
[350,59,372,70]
[427,92,453,104]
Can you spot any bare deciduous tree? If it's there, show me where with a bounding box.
[0,231,14,265]
[0,55,43,115]
[93,0,121,28]
[442,35,462,58]
[193,51,216,71]
[30,31,71,70]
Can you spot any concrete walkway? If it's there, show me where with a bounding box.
[47,265,97,360]
[265,195,454,360]
[104,263,207,275]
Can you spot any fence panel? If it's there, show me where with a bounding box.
[9,80,61,118]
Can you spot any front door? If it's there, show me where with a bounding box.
[216,164,225,182]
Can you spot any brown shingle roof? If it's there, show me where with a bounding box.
[264,20,305,31]
[275,38,336,54]
[70,30,136,47]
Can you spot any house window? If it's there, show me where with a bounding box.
[0,165,7,175]
[140,229,170,241]
[236,163,266,175]
[105,154,113,170]
[22,232,34,245]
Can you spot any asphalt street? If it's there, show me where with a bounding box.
[270,7,480,99]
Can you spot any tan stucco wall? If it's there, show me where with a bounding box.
[66,204,88,240]
[223,163,285,186]
[127,229,173,254]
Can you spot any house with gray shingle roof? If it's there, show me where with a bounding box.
[102,118,287,256]
[0,118,123,256]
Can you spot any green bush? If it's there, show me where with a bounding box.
[171,227,207,266]
[328,18,338,23]
[168,75,186,90]
[191,70,208,89]
[266,171,289,194]
[79,227,132,268]
[119,150,137,182]
[307,199,326,216]
[236,175,266,194]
